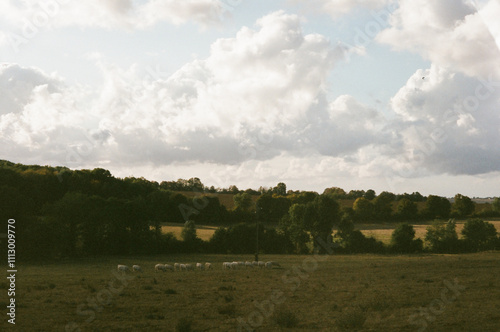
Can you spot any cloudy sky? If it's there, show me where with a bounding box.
[1,0,499,197]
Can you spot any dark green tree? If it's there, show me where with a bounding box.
[353,197,373,221]
[364,189,376,200]
[492,197,500,213]
[280,204,311,253]
[397,198,418,220]
[372,191,394,221]
[453,194,475,217]
[233,192,254,212]
[424,195,451,219]
[273,182,287,196]
[425,219,459,252]
[461,218,497,251]
[390,223,423,253]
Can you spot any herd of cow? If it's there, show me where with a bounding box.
[116,261,281,273]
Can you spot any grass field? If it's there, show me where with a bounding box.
[5,252,500,331]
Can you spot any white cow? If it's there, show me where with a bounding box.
[196,263,204,270]
[174,263,180,271]
[185,263,194,271]
[132,265,142,272]
[245,261,253,268]
[223,262,232,270]
[164,264,174,271]
[117,264,130,272]
[252,261,259,267]
[258,261,265,268]
[155,264,166,272]
[230,262,239,270]
[205,262,212,270]
[180,264,187,271]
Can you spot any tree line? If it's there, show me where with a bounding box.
[0,160,499,260]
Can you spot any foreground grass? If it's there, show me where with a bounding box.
[4,253,500,331]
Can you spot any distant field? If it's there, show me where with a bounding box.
[11,252,500,331]
[161,222,218,241]
[163,220,500,244]
[357,220,500,244]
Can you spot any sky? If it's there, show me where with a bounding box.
[0,0,499,197]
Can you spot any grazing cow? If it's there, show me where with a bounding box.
[155,264,166,272]
[205,262,212,270]
[196,263,204,270]
[132,265,142,272]
[117,265,130,272]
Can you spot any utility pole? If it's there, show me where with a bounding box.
[255,202,260,262]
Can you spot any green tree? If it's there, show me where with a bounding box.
[181,220,198,243]
[323,187,347,199]
[372,192,394,221]
[273,182,287,196]
[425,219,459,252]
[461,218,497,251]
[364,189,376,200]
[425,195,451,219]
[397,198,418,220]
[233,192,254,212]
[280,204,311,254]
[353,197,373,221]
[492,197,500,212]
[390,223,423,253]
[308,195,341,253]
[453,194,475,217]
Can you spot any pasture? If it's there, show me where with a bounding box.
[4,252,500,331]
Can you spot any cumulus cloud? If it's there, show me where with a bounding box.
[377,0,500,79]
[1,11,388,171]
[390,65,500,176]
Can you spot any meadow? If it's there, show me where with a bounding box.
[4,252,500,331]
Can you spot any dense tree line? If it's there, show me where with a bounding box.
[0,160,499,260]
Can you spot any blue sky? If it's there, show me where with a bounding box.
[0,0,499,197]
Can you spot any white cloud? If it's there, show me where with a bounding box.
[2,8,499,196]
[390,65,500,176]
[377,0,500,79]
